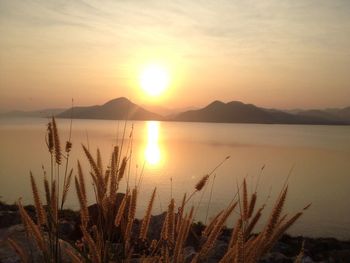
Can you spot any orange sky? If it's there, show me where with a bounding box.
[1,0,350,112]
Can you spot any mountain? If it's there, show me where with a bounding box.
[0,108,65,118]
[58,97,162,120]
[338,107,350,120]
[296,106,350,123]
[142,104,177,116]
[171,100,348,125]
[143,104,199,116]
[3,98,349,125]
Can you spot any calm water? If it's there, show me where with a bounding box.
[0,118,349,239]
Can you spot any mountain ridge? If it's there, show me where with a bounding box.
[171,100,349,125]
[57,97,162,121]
[0,108,65,118]
[3,97,349,125]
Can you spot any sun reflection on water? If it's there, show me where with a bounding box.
[145,121,161,165]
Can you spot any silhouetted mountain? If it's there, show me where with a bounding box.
[172,100,348,125]
[338,107,350,120]
[4,98,349,125]
[297,106,350,123]
[0,108,65,118]
[143,104,199,116]
[58,97,162,120]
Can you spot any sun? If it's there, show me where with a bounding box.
[140,64,170,96]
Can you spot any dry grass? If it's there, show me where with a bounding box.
[139,187,157,240]
[8,117,309,263]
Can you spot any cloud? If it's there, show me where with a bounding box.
[1,0,350,109]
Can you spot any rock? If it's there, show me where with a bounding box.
[0,202,17,212]
[59,208,79,222]
[147,212,167,240]
[1,201,350,263]
[0,224,42,263]
[260,252,293,263]
[278,235,304,256]
[0,205,37,229]
[327,249,350,263]
[0,211,21,228]
[207,240,228,262]
[183,246,196,263]
[88,193,125,224]
[58,220,75,238]
[186,222,204,249]
[0,224,78,263]
[301,256,315,263]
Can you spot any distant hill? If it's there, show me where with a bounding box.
[338,107,350,121]
[3,98,349,125]
[58,97,162,121]
[171,100,348,125]
[142,104,199,116]
[0,108,65,118]
[296,107,350,123]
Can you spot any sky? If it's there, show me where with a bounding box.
[0,0,350,112]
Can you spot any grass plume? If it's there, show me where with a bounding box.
[10,119,308,263]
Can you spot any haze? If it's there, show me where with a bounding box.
[1,0,350,112]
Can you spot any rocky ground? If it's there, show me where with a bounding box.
[1,202,349,263]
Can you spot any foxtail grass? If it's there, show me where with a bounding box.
[9,119,309,263]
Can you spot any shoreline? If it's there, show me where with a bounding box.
[1,201,349,241]
[1,202,349,263]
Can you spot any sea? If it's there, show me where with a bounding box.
[0,117,349,240]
